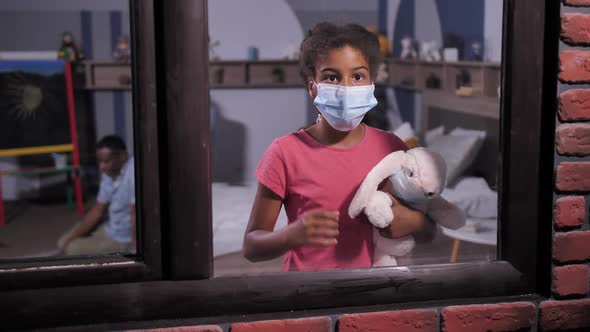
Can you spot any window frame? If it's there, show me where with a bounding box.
[0,0,560,329]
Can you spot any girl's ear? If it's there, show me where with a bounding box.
[307,79,317,98]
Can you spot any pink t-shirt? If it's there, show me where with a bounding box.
[255,124,407,272]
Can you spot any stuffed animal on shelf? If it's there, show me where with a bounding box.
[348,147,466,267]
[420,40,442,62]
[366,26,391,58]
[57,31,85,63]
[112,36,131,63]
[400,37,418,60]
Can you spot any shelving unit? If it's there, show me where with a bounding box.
[82,59,501,97]
[388,59,420,90]
[385,59,501,98]
[209,60,302,88]
[85,61,132,90]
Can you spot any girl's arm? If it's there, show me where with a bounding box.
[242,182,339,262]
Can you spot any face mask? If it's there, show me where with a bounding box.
[313,82,378,132]
[389,170,432,209]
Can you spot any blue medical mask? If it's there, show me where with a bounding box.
[313,82,378,132]
[389,170,433,211]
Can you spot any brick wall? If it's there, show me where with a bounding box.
[134,2,590,331]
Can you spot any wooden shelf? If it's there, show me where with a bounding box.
[209,60,303,89]
[421,90,500,121]
[385,59,501,98]
[81,59,501,97]
[84,61,132,90]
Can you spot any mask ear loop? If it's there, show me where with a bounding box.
[311,81,322,123]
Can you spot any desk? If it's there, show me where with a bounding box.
[441,218,497,263]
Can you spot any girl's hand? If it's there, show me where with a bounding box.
[286,210,340,247]
[378,193,426,239]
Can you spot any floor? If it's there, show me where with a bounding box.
[0,200,79,259]
[214,229,496,276]
[0,201,496,275]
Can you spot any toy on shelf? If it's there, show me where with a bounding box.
[420,40,442,62]
[247,46,259,61]
[112,36,131,63]
[282,44,300,60]
[471,42,483,62]
[375,62,389,84]
[400,37,418,60]
[456,86,482,97]
[366,26,390,58]
[57,32,85,64]
[209,35,220,61]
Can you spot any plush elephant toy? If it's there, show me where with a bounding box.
[348,147,466,267]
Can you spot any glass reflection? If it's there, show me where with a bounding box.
[0,1,135,259]
[209,0,502,276]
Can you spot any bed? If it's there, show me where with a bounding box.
[420,90,500,188]
[419,91,501,263]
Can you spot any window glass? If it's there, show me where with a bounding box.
[210,0,502,276]
[0,0,136,260]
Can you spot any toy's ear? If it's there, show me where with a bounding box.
[348,150,406,218]
[427,196,466,230]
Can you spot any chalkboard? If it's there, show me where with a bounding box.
[0,61,71,151]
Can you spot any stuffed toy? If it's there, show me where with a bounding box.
[400,37,418,60]
[348,147,466,267]
[420,40,442,62]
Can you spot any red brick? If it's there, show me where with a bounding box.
[556,124,590,156]
[563,0,590,6]
[559,51,590,83]
[540,299,590,331]
[231,317,331,332]
[552,264,590,297]
[562,14,590,45]
[441,302,536,332]
[338,309,437,332]
[129,326,222,332]
[558,89,590,121]
[555,162,590,192]
[553,231,590,263]
[554,196,585,229]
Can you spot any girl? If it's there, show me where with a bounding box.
[243,22,432,271]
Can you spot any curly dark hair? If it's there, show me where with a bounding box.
[299,22,381,84]
[97,135,127,152]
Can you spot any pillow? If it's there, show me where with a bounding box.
[424,125,445,146]
[442,177,498,219]
[393,122,418,148]
[427,134,482,186]
[449,127,487,177]
[449,127,486,140]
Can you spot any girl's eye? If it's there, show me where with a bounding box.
[353,73,364,81]
[328,75,338,82]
